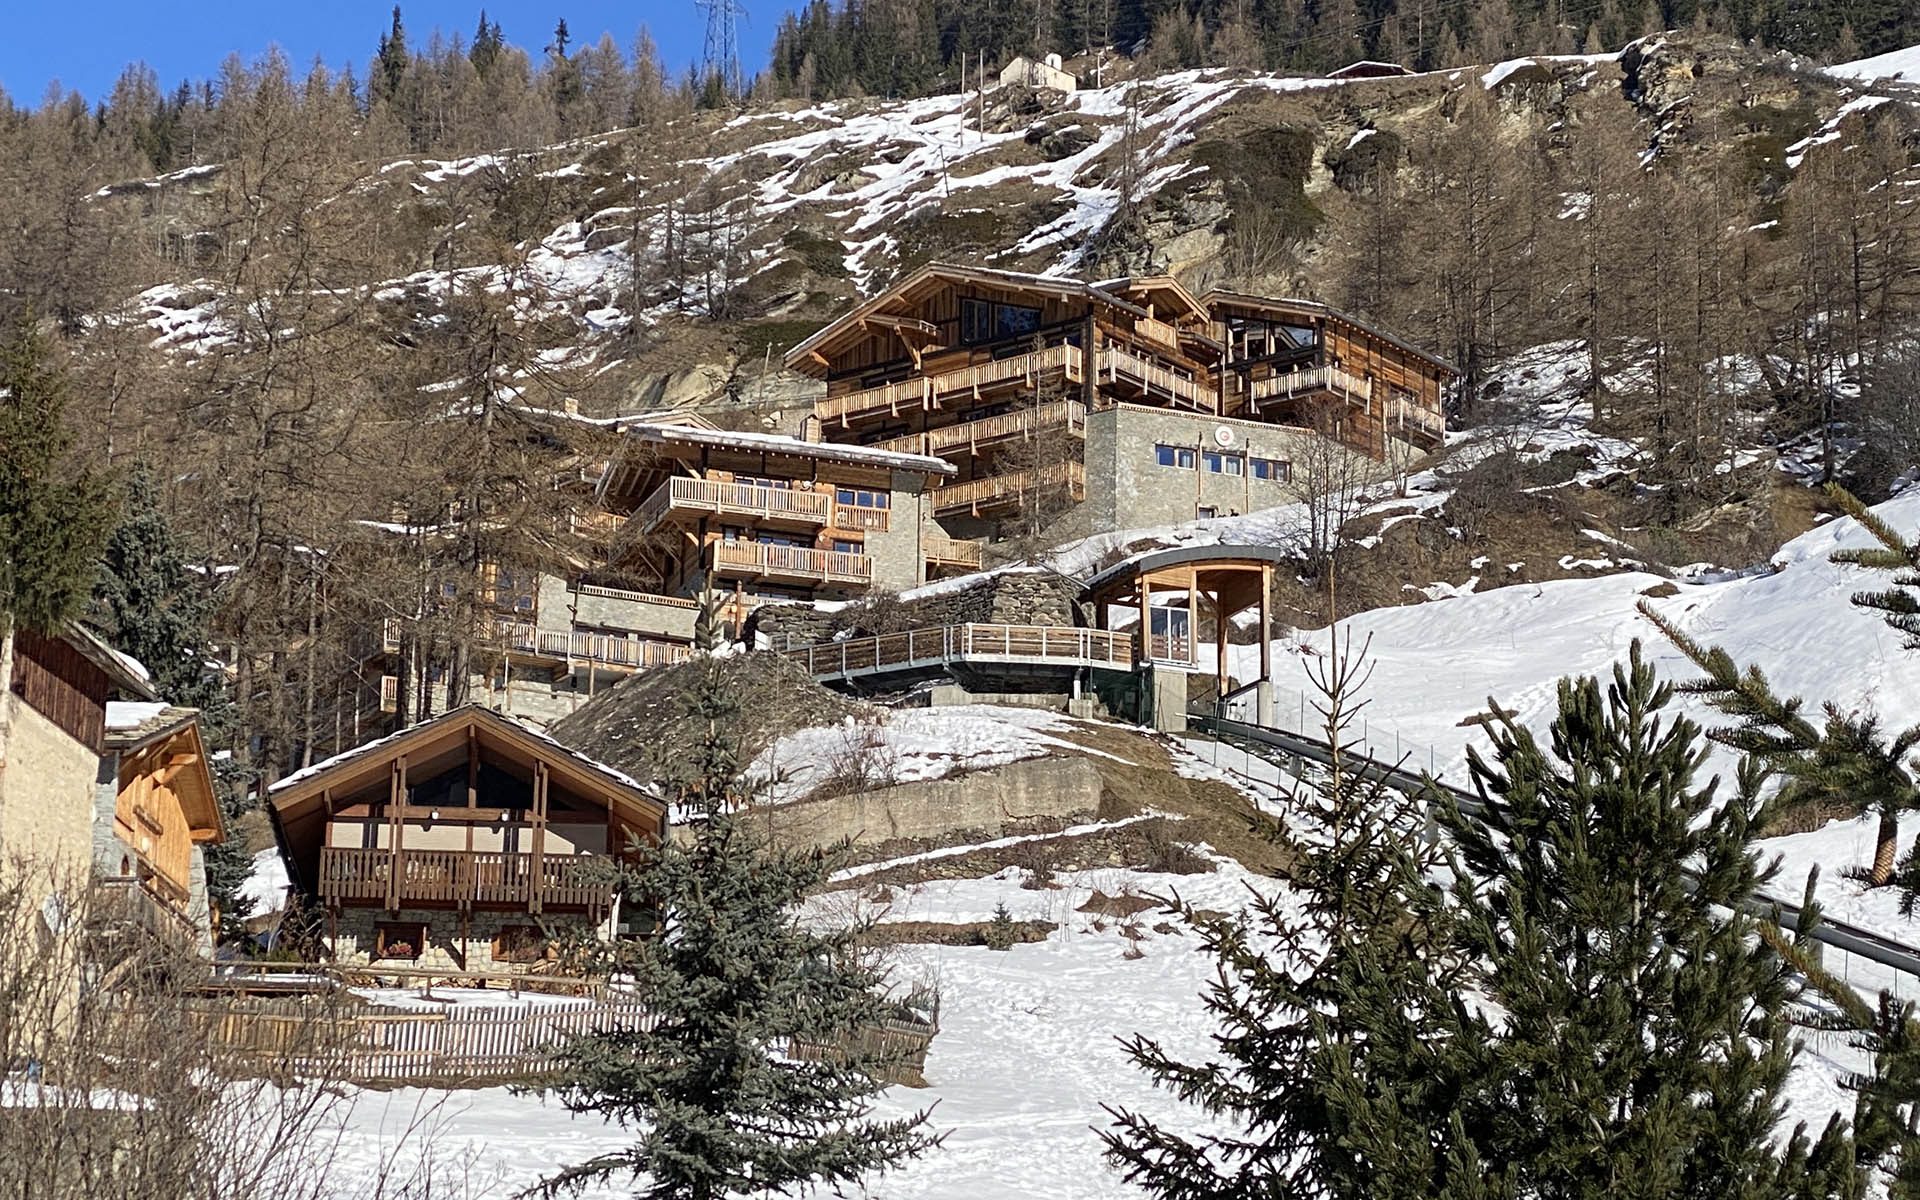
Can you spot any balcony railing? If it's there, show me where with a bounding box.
[833,504,891,532]
[535,629,691,671]
[711,540,873,586]
[318,847,615,910]
[1393,396,1445,444]
[930,461,1086,517]
[923,534,984,572]
[628,477,832,538]
[818,343,1085,426]
[1097,344,1216,411]
[573,583,701,609]
[1249,364,1374,409]
[875,400,1088,458]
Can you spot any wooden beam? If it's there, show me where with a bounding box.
[529,762,548,916]
[1139,577,1151,663]
[386,756,407,913]
[1259,563,1273,682]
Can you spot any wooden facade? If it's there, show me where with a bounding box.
[103,708,223,915]
[268,706,667,971]
[597,418,951,603]
[10,628,132,752]
[786,263,1456,534]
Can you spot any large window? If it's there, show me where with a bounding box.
[960,297,1042,346]
[1154,444,1197,469]
[1252,457,1292,482]
[835,487,890,510]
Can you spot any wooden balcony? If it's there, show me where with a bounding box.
[833,503,890,532]
[318,846,615,910]
[817,344,1085,427]
[1248,364,1373,410]
[711,540,872,587]
[537,629,692,671]
[875,400,1087,458]
[1392,396,1446,447]
[924,534,984,574]
[629,477,832,538]
[1097,344,1217,411]
[930,461,1086,518]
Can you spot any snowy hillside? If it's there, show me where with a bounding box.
[1832,43,1920,87]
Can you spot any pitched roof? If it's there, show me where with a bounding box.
[103,702,201,752]
[617,419,957,477]
[1200,290,1458,375]
[783,261,1153,375]
[268,703,661,814]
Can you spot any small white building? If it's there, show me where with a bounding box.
[999,53,1077,95]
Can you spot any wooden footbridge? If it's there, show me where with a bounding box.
[784,622,1135,683]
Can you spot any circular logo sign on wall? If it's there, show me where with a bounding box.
[1213,425,1236,448]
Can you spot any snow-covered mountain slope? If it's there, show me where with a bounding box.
[1832,44,1920,88]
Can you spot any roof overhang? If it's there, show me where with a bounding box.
[1202,290,1458,377]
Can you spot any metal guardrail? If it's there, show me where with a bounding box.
[1190,708,1920,984]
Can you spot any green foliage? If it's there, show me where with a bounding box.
[1104,635,1482,1199]
[0,318,117,637]
[538,646,938,1200]
[982,902,1018,951]
[1640,597,1920,897]
[1851,996,1920,1200]
[1444,642,1857,1199]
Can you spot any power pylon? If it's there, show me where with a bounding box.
[698,0,746,101]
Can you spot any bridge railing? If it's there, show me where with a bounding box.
[784,622,1135,678]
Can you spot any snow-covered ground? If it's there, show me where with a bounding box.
[1228,488,1920,944]
[1831,43,1920,88]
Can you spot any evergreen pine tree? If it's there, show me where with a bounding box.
[1641,599,1920,898]
[0,316,117,778]
[1442,642,1860,1198]
[1851,996,1920,1200]
[93,459,257,939]
[538,599,939,1200]
[1104,634,1492,1199]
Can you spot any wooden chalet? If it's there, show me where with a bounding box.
[1206,291,1453,457]
[96,703,224,949]
[597,414,954,603]
[267,705,667,973]
[785,263,1454,539]
[784,263,1222,522]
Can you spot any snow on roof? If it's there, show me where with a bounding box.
[621,420,956,477]
[104,701,172,731]
[268,704,657,802]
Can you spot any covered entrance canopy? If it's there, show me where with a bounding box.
[1081,544,1286,695]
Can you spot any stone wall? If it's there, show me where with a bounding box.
[902,567,1083,629]
[861,479,931,593]
[331,907,604,974]
[733,756,1103,851]
[1085,404,1391,531]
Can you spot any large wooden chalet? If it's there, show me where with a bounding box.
[784,262,1455,540]
[268,705,667,973]
[596,414,956,602]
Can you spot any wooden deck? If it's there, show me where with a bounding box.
[785,622,1135,682]
[930,460,1086,518]
[817,343,1085,427]
[874,400,1087,457]
[318,847,615,909]
[712,540,873,586]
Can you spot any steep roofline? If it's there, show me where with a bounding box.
[616,419,957,477]
[1201,290,1458,376]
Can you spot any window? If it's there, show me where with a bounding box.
[379,675,398,714]
[959,297,1041,346]
[834,487,889,509]
[1154,444,1196,470]
[375,921,426,961]
[735,475,791,490]
[1222,454,1243,476]
[1252,457,1292,483]
[831,539,863,555]
[1196,506,1217,521]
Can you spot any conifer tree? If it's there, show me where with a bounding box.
[538,600,939,1200]
[0,317,117,779]
[94,459,256,938]
[1640,599,1920,896]
[1104,634,1490,1199]
[1442,642,1860,1198]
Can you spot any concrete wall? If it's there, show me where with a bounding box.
[735,756,1103,851]
[536,576,700,640]
[0,695,97,880]
[1084,405,1387,531]
[331,906,603,974]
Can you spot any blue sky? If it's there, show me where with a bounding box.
[0,1,794,105]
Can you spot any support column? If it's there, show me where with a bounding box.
[1213,588,1229,697]
[1258,563,1274,684]
[1138,578,1152,664]
[386,756,406,912]
[529,761,548,915]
